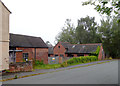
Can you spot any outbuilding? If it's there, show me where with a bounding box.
[9,33,48,64]
[52,42,105,60]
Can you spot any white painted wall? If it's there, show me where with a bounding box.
[0,1,10,71]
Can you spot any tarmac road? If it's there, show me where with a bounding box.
[3,60,118,84]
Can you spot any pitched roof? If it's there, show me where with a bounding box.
[59,42,102,54]
[48,47,54,54]
[66,44,101,54]
[0,0,11,13]
[60,42,71,48]
[10,33,48,48]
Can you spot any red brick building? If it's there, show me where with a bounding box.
[50,42,105,60]
[9,33,48,64]
[48,47,54,57]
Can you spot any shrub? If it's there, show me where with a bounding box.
[109,57,112,60]
[35,60,44,65]
[5,69,10,73]
[14,74,18,79]
[67,56,98,65]
[90,46,100,57]
[60,62,67,67]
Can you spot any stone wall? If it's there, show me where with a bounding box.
[9,61,33,72]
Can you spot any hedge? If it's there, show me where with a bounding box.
[67,56,98,64]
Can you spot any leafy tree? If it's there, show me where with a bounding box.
[82,0,120,58]
[82,0,120,22]
[56,16,102,44]
[55,19,76,44]
[98,16,120,58]
[75,16,102,44]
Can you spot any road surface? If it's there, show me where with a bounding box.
[3,60,118,84]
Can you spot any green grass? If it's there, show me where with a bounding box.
[33,64,61,69]
[33,56,101,70]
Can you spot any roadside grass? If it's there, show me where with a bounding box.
[33,64,61,69]
[33,60,106,70]
[33,56,113,70]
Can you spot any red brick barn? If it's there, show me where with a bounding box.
[53,42,105,60]
[53,42,70,57]
[9,33,48,64]
[48,47,54,57]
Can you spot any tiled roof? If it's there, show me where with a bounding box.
[66,44,101,54]
[48,47,54,54]
[10,33,48,48]
[60,42,71,48]
[60,42,102,54]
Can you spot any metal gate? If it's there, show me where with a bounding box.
[48,56,59,64]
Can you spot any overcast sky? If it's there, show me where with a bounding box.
[3,0,101,45]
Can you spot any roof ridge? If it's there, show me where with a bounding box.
[0,0,11,13]
[60,41,70,43]
[80,43,102,45]
[10,33,41,39]
[70,43,102,45]
[10,33,48,48]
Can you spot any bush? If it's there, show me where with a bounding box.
[14,74,18,79]
[109,57,112,60]
[60,62,67,67]
[35,60,44,65]
[67,56,98,65]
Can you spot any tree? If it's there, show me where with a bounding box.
[98,16,120,58]
[82,0,120,58]
[75,16,102,44]
[82,0,120,22]
[55,19,76,44]
[55,16,102,44]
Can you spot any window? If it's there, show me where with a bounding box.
[58,46,60,48]
[67,54,74,57]
[66,48,68,51]
[60,54,64,57]
[82,46,85,48]
[55,54,58,57]
[23,53,29,61]
[72,45,75,48]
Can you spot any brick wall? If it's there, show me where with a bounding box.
[16,48,34,62]
[36,48,48,64]
[16,47,48,64]
[84,54,89,56]
[9,61,33,72]
[73,54,77,57]
[53,42,66,57]
[98,46,105,60]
